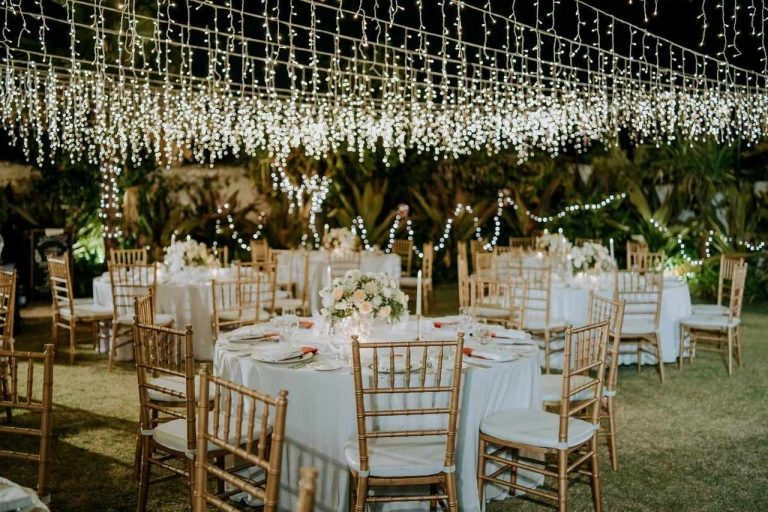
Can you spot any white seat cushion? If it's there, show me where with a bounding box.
[117,313,174,326]
[146,375,214,403]
[473,306,512,318]
[480,409,597,450]
[680,314,740,330]
[274,298,304,310]
[621,319,656,336]
[525,317,567,331]
[540,374,595,402]
[691,304,729,316]
[344,435,448,478]
[217,310,271,322]
[60,303,113,321]
[399,276,432,287]
[152,411,262,454]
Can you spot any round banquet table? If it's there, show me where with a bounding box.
[284,250,401,311]
[213,318,542,512]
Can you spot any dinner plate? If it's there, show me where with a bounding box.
[306,360,346,371]
[368,358,424,373]
[252,350,314,364]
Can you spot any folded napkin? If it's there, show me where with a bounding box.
[254,346,317,362]
[299,319,314,329]
[462,347,506,361]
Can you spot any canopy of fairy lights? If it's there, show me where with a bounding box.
[2,0,768,239]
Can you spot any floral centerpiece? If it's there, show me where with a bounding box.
[319,270,408,326]
[571,242,615,272]
[163,238,216,274]
[322,227,359,252]
[537,232,572,254]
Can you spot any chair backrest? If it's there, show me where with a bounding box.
[0,344,54,500]
[295,467,318,512]
[495,246,524,257]
[211,276,272,337]
[470,277,527,328]
[575,238,601,247]
[250,239,270,263]
[614,270,663,330]
[457,253,470,310]
[586,293,626,394]
[520,266,553,328]
[108,263,159,318]
[457,241,468,272]
[627,251,665,272]
[0,269,16,350]
[558,322,609,442]
[392,239,414,275]
[47,255,74,319]
[193,368,289,512]
[110,248,148,266]
[271,249,311,311]
[210,245,229,267]
[474,251,497,280]
[328,251,362,278]
[421,242,434,280]
[509,237,536,250]
[718,255,746,306]
[133,321,195,448]
[350,334,465,477]
[726,264,748,322]
[133,293,155,326]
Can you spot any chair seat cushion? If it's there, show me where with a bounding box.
[274,298,304,310]
[680,314,740,330]
[620,320,657,336]
[344,435,448,478]
[217,310,271,322]
[473,305,512,318]
[524,317,567,331]
[540,374,595,402]
[152,411,262,454]
[691,304,729,316]
[146,375,214,403]
[60,303,113,321]
[480,409,597,450]
[399,276,432,287]
[117,313,174,326]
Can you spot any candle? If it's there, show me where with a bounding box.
[326,265,332,285]
[416,270,423,316]
[609,238,615,260]
[324,224,329,236]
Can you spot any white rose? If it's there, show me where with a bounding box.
[379,305,391,318]
[372,296,382,308]
[382,287,393,298]
[352,289,366,303]
[333,287,344,300]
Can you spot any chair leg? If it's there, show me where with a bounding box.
[509,447,518,488]
[727,328,733,376]
[68,323,77,364]
[606,397,619,471]
[354,475,368,512]
[133,427,142,481]
[477,436,486,504]
[557,449,568,512]
[590,437,603,512]
[348,472,356,512]
[654,334,665,383]
[736,326,744,368]
[678,325,685,370]
[544,330,551,374]
[50,315,58,348]
[136,438,151,512]
[445,471,458,512]
[109,323,119,372]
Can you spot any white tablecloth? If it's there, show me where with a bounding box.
[213,319,542,512]
[0,478,49,512]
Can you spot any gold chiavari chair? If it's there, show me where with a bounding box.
[347,334,465,511]
[627,251,665,272]
[192,368,289,512]
[392,239,414,275]
[457,253,471,311]
[474,251,497,280]
[495,245,524,257]
[680,264,747,376]
[509,236,536,250]
[328,251,362,278]
[477,322,609,512]
[692,255,746,316]
[540,293,626,471]
[521,266,568,374]
[575,238,601,247]
[625,241,648,270]
[614,270,665,383]
[209,245,229,267]
[400,243,434,314]
[0,344,54,503]
[0,270,15,422]
[457,240,469,273]
[250,239,270,263]
[108,262,173,372]
[470,277,527,328]
[295,467,319,512]
[211,276,272,338]
[237,260,278,316]
[48,255,112,363]
[469,238,486,257]
[271,249,311,315]
[110,247,149,266]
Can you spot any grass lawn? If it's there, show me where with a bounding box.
[2,284,768,511]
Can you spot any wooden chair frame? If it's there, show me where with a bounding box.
[0,345,54,502]
[295,467,318,512]
[457,253,471,311]
[469,277,527,328]
[349,334,465,511]
[49,255,109,364]
[478,322,609,512]
[392,239,414,276]
[716,255,746,308]
[680,264,747,375]
[509,236,536,250]
[110,248,149,266]
[250,239,270,263]
[614,270,665,383]
[627,251,665,273]
[192,368,288,512]
[211,275,273,338]
[271,249,311,315]
[108,262,161,372]
[521,266,567,374]
[210,245,229,267]
[0,270,15,422]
